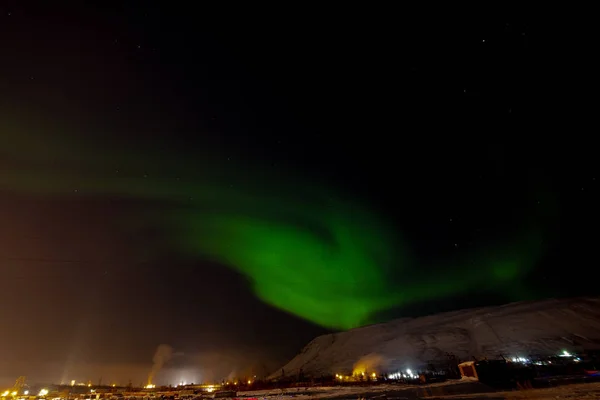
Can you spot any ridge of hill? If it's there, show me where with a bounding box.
[271,297,600,378]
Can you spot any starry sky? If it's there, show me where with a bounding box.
[0,4,597,386]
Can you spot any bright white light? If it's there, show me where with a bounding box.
[562,350,571,357]
[38,389,49,397]
[388,372,403,380]
[23,392,28,396]
[406,369,412,375]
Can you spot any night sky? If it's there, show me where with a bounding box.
[0,4,597,386]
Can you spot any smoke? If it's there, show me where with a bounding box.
[147,344,173,385]
[352,353,389,376]
[158,348,283,383]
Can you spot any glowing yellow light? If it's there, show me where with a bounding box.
[87,384,91,388]
[2,391,8,397]
[10,393,16,397]
[372,372,376,377]
[111,384,115,388]
[206,386,214,393]
[38,389,49,397]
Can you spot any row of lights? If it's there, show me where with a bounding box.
[335,372,377,380]
[509,350,582,365]
[1,390,36,397]
[388,369,417,380]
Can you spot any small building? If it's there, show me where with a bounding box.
[458,361,478,379]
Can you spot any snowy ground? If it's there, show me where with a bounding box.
[236,384,398,398]
[233,378,478,399]
[423,381,600,399]
[229,380,600,399]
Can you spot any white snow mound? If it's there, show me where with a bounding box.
[271,297,600,379]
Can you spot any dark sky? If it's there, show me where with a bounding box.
[0,4,597,386]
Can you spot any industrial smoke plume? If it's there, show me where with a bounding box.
[353,353,388,376]
[148,344,173,385]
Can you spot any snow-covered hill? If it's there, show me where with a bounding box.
[271,297,600,379]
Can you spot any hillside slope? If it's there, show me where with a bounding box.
[271,297,600,378]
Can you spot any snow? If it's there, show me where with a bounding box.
[236,385,389,398]
[235,379,471,399]
[232,381,600,399]
[423,381,600,399]
[272,297,600,378]
[231,381,600,400]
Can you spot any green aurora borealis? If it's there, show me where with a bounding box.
[0,123,550,330]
